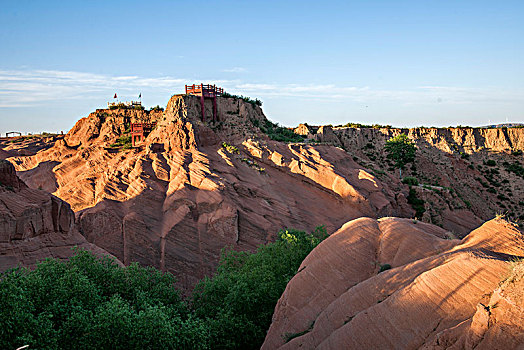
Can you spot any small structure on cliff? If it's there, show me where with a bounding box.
[185,84,224,122]
[131,122,156,147]
[107,101,142,109]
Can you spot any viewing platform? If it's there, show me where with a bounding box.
[185,84,224,97]
[185,84,225,122]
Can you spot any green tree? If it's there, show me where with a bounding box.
[191,226,328,350]
[0,249,208,350]
[0,226,329,350]
[384,133,416,178]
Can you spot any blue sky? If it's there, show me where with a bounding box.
[1,0,523,134]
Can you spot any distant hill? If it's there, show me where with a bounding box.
[481,122,524,128]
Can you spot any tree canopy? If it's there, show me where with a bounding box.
[0,227,328,350]
[384,133,416,170]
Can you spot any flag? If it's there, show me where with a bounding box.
[139,93,141,99]
[114,93,117,99]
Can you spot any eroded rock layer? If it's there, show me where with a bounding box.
[0,160,115,271]
[2,95,411,290]
[318,126,524,232]
[262,217,524,350]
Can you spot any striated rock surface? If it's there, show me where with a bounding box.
[3,93,524,290]
[262,217,524,349]
[3,95,411,290]
[325,126,524,234]
[0,160,116,271]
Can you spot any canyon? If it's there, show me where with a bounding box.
[0,93,523,348]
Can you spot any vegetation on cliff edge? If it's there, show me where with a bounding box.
[253,119,305,143]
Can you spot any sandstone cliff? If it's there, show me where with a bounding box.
[262,217,524,349]
[1,94,523,347]
[0,159,116,271]
[300,125,524,233]
[3,95,411,290]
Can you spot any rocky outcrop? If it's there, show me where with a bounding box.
[0,135,61,160]
[262,218,524,349]
[428,260,524,349]
[4,93,523,290]
[333,126,524,154]
[65,108,163,147]
[287,124,524,232]
[294,124,318,138]
[0,160,116,271]
[0,159,25,191]
[326,126,524,232]
[3,95,413,291]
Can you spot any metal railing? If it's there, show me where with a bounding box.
[131,123,156,133]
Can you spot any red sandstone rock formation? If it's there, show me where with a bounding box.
[262,217,524,349]
[2,95,523,291]
[329,126,524,233]
[0,160,116,271]
[2,95,412,290]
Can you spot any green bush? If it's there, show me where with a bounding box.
[191,226,328,350]
[385,134,416,177]
[379,264,392,273]
[485,159,496,166]
[0,249,208,350]
[221,92,262,107]
[1,226,329,350]
[259,120,305,143]
[497,194,509,201]
[402,176,419,186]
[149,105,164,111]
[110,135,132,149]
[504,161,524,178]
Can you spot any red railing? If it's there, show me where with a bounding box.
[185,84,224,97]
[131,123,156,133]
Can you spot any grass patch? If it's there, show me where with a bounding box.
[258,120,305,143]
[336,122,392,129]
[222,142,239,154]
[109,135,132,149]
[379,263,392,273]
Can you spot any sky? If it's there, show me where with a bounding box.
[0,0,523,135]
